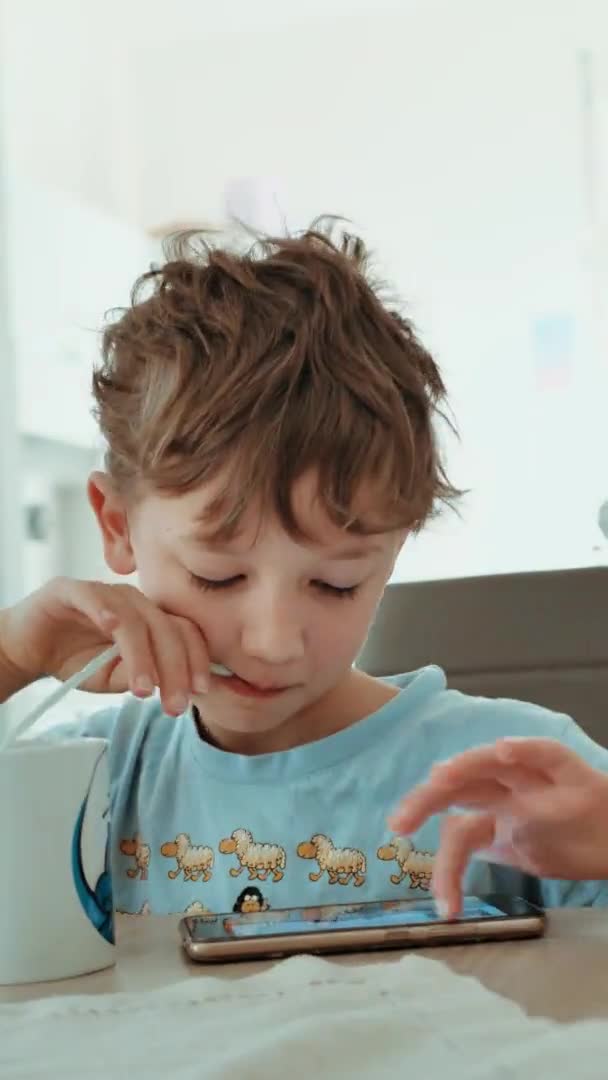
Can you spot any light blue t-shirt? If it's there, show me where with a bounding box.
[54,667,608,917]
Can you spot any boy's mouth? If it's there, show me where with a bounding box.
[210,665,292,699]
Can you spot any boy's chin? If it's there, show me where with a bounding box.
[197,696,308,753]
[222,699,304,731]
[195,687,306,732]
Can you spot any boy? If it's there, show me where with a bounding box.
[1,223,607,919]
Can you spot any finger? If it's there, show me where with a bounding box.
[58,578,123,640]
[496,737,586,780]
[146,613,193,717]
[393,747,548,829]
[433,813,496,919]
[104,608,158,699]
[432,747,548,789]
[175,618,210,695]
[66,582,159,696]
[389,771,525,834]
[102,656,133,695]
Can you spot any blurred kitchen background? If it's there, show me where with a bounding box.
[0,0,607,618]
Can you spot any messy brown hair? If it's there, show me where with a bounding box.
[93,219,460,538]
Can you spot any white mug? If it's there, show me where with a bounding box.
[0,737,116,985]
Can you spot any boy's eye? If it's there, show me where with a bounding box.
[313,581,359,599]
[189,574,244,591]
[189,573,358,599]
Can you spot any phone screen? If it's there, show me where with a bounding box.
[188,896,509,942]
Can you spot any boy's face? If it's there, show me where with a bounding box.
[91,470,402,750]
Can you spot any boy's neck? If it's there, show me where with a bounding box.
[193,669,399,755]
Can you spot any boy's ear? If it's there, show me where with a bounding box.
[88,472,137,575]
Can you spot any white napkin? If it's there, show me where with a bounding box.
[2,952,607,1079]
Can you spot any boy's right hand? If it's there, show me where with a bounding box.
[389,737,608,917]
[0,578,211,715]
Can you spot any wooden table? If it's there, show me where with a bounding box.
[2,910,607,1023]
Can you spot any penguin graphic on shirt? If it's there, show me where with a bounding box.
[233,887,270,913]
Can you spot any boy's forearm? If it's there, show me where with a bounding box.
[0,609,32,703]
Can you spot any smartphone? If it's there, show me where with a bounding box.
[179,894,545,964]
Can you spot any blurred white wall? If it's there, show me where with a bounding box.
[0,0,606,584]
[19,439,109,595]
[128,2,607,579]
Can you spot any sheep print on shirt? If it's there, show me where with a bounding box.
[47,667,608,918]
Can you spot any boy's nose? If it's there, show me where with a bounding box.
[241,601,305,666]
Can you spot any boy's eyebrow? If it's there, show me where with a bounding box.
[181,527,238,549]
[326,543,384,560]
[181,528,382,560]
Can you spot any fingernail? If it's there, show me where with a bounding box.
[499,736,524,759]
[169,694,189,716]
[134,676,154,697]
[99,609,118,627]
[434,898,449,920]
[193,674,209,694]
[431,761,450,779]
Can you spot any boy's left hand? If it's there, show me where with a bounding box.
[389,738,608,918]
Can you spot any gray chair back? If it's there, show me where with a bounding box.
[357,567,608,747]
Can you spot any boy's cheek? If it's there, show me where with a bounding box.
[312,614,372,670]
